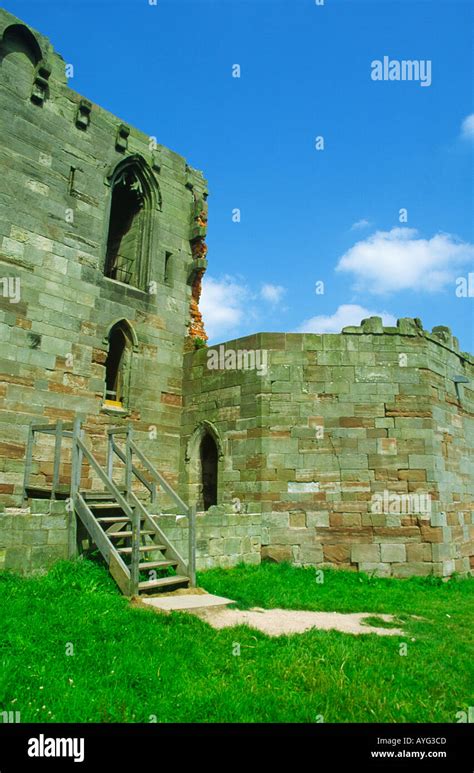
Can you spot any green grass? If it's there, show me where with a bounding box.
[360,615,404,630]
[0,559,472,723]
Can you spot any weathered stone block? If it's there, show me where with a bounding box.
[323,544,350,563]
[5,546,31,572]
[262,513,290,527]
[41,515,67,530]
[351,544,380,563]
[223,538,242,555]
[406,543,432,562]
[208,538,224,556]
[261,545,293,562]
[380,543,406,563]
[374,527,420,544]
[289,511,306,528]
[420,526,443,543]
[341,514,362,527]
[431,543,454,561]
[298,545,324,565]
[398,469,427,481]
[30,500,51,514]
[307,511,330,528]
[242,552,260,565]
[378,438,398,455]
[22,530,48,546]
[47,529,69,545]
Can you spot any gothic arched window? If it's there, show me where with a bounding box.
[104,156,160,291]
[104,321,134,409]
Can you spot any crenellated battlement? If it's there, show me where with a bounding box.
[340,315,473,364]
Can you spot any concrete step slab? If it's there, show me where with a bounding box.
[140,593,235,611]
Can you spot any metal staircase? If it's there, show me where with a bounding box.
[23,420,196,597]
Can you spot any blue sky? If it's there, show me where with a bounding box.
[5,0,474,350]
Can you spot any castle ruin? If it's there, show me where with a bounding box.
[0,10,472,591]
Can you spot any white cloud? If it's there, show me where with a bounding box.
[260,283,285,303]
[296,304,397,334]
[350,218,372,230]
[460,113,474,140]
[336,227,474,294]
[201,277,287,340]
[200,276,250,341]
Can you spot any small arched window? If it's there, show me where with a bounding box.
[200,433,218,510]
[104,321,133,408]
[0,24,42,100]
[104,156,160,291]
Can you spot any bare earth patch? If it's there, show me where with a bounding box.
[191,607,405,636]
[193,607,404,636]
[137,592,405,636]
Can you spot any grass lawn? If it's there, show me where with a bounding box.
[0,559,472,723]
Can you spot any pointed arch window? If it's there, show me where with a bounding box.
[104,156,160,291]
[104,321,134,409]
[200,433,218,510]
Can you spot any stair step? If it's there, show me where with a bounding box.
[97,516,147,524]
[138,560,178,570]
[25,485,69,499]
[138,575,189,592]
[96,516,146,534]
[89,502,132,510]
[107,530,154,539]
[84,491,126,500]
[118,545,167,554]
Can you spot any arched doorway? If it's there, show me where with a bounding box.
[200,433,218,510]
[184,422,223,511]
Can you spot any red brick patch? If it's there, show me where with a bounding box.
[160,392,182,407]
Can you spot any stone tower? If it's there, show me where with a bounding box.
[0,8,208,506]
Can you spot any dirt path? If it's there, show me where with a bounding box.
[190,607,405,637]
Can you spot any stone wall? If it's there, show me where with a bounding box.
[0,500,260,577]
[0,499,73,575]
[180,332,267,513]
[181,320,474,577]
[152,505,261,571]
